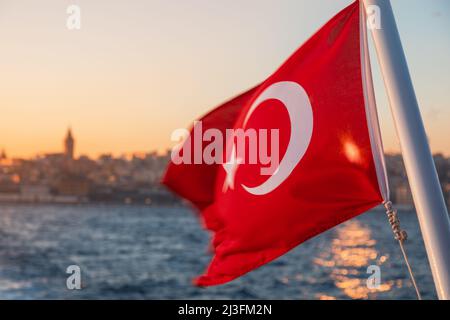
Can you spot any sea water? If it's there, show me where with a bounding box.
[0,204,437,299]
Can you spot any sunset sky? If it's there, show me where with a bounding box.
[1,0,449,158]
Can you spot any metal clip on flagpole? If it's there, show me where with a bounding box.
[383,200,422,299]
[363,0,450,299]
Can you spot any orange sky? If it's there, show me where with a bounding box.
[1,0,449,159]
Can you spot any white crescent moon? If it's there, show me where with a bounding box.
[241,81,313,195]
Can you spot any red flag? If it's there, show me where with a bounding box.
[163,0,385,286]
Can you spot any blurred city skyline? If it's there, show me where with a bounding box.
[0,126,448,207]
[0,125,447,162]
[1,0,449,158]
[0,126,170,160]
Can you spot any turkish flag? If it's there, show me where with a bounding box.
[163,0,386,286]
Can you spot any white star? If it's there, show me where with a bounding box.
[222,144,243,192]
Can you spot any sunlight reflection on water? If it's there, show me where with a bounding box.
[314,220,407,299]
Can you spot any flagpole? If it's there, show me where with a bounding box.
[362,0,450,299]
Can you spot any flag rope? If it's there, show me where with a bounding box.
[383,201,422,300]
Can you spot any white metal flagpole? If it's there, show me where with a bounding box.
[362,0,450,299]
